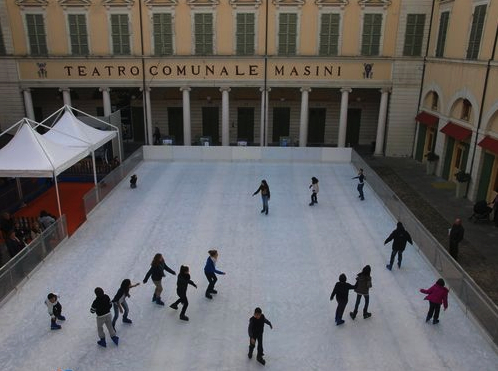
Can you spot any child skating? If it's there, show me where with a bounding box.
[330,274,357,325]
[420,278,449,324]
[112,279,140,329]
[90,287,119,347]
[248,307,273,365]
[204,249,226,299]
[143,253,176,306]
[45,293,66,330]
[350,265,372,320]
[170,265,197,321]
[309,177,319,206]
[252,180,270,215]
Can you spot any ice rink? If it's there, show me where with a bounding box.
[0,161,496,371]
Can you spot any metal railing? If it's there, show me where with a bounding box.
[83,147,143,216]
[351,150,498,347]
[0,216,68,304]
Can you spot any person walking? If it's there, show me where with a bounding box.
[420,278,449,324]
[309,177,319,206]
[449,218,464,261]
[170,265,197,321]
[330,274,357,325]
[350,265,372,320]
[248,307,273,365]
[111,279,140,329]
[253,180,270,215]
[384,222,413,270]
[352,169,366,200]
[204,249,226,299]
[90,287,119,347]
[143,253,176,306]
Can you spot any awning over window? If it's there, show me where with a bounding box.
[440,122,472,141]
[415,111,439,127]
[478,136,498,154]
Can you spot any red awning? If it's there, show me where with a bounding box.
[415,111,439,127]
[478,136,498,154]
[440,122,472,141]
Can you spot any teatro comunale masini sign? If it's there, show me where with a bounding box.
[18,58,392,83]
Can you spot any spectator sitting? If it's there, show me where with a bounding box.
[14,221,29,244]
[6,230,25,258]
[0,212,14,240]
[39,210,56,229]
[130,175,138,189]
[31,221,43,241]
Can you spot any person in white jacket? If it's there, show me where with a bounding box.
[309,177,319,206]
[45,293,65,330]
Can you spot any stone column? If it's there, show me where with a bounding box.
[100,88,119,159]
[100,88,112,116]
[299,87,311,147]
[260,87,270,146]
[374,88,390,156]
[60,88,71,107]
[142,87,153,145]
[23,89,35,120]
[338,88,352,147]
[220,87,231,146]
[180,87,191,146]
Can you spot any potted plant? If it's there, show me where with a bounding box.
[425,152,439,175]
[455,170,471,198]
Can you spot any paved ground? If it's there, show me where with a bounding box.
[360,152,498,305]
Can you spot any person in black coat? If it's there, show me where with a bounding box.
[169,265,197,321]
[248,307,273,365]
[143,253,176,306]
[90,287,119,347]
[352,169,365,200]
[0,212,14,240]
[384,222,413,270]
[330,274,357,325]
[449,218,464,261]
[252,180,270,215]
[5,230,25,258]
[130,174,138,189]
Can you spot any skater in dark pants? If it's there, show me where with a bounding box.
[204,249,226,299]
[449,218,464,261]
[384,222,413,270]
[45,293,66,330]
[330,274,357,325]
[253,180,270,215]
[143,253,176,306]
[91,287,119,347]
[420,278,449,324]
[309,177,319,206]
[112,279,140,329]
[248,307,273,365]
[170,265,197,321]
[350,265,372,320]
[352,169,366,200]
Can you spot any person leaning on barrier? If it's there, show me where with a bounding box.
[449,218,464,262]
[5,230,25,258]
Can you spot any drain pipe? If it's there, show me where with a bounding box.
[262,0,269,147]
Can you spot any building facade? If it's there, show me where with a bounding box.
[0,0,496,201]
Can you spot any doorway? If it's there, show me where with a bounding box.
[308,108,326,146]
[168,107,184,145]
[202,107,219,145]
[237,107,255,144]
[346,109,361,147]
[272,107,290,144]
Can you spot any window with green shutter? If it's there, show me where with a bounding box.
[0,22,5,55]
[278,13,297,56]
[68,14,88,56]
[236,13,255,56]
[466,4,486,60]
[403,14,425,56]
[194,13,213,55]
[111,14,130,55]
[153,13,173,56]
[361,13,382,56]
[435,11,449,58]
[26,14,48,56]
[319,13,340,56]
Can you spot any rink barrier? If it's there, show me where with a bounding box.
[351,151,498,348]
[0,216,68,306]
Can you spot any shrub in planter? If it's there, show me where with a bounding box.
[455,170,471,183]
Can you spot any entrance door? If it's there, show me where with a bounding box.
[237,108,255,144]
[308,108,326,146]
[168,107,184,145]
[415,125,427,161]
[202,107,219,145]
[476,152,496,201]
[131,107,145,143]
[442,137,455,180]
[272,107,290,143]
[346,109,361,147]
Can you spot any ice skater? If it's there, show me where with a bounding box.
[248,307,273,365]
[90,287,119,347]
[204,249,226,299]
[330,274,357,325]
[143,253,176,306]
[253,180,270,215]
[350,265,372,320]
[420,278,449,324]
[112,279,140,329]
[130,174,137,189]
[45,293,66,330]
[352,168,365,200]
[170,265,197,321]
[309,177,319,206]
[384,222,413,270]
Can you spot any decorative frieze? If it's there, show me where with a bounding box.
[229,0,262,9]
[358,0,391,9]
[272,0,306,9]
[187,0,219,9]
[103,0,135,9]
[15,0,49,9]
[58,0,92,9]
[315,0,348,9]
[144,0,178,8]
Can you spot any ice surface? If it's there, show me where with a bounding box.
[0,161,496,371]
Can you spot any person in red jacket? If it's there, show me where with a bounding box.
[420,278,449,324]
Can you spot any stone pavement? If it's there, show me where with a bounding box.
[360,153,498,305]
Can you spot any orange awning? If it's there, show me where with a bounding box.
[440,122,472,141]
[415,111,439,127]
[478,136,498,154]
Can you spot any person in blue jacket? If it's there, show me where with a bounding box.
[204,249,226,299]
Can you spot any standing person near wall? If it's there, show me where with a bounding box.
[384,222,413,270]
[143,253,176,306]
[489,194,498,227]
[352,169,366,201]
[248,307,273,365]
[204,249,226,299]
[330,273,357,325]
[170,265,197,321]
[111,279,140,329]
[253,180,271,215]
[350,265,372,320]
[90,287,119,348]
[309,177,319,206]
[420,278,449,325]
[449,219,464,261]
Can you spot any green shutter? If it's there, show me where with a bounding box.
[319,13,339,56]
[435,12,449,57]
[467,5,486,59]
[0,20,6,55]
[195,13,213,55]
[26,14,47,56]
[236,13,255,55]
[476,152,495,201]
[403,14,425,56]
[362,13,382,56]
[279,13,297,56]
[68,14,88,55]
[415,124,427,161]
[442,137,455,180]
[153,13,173,56]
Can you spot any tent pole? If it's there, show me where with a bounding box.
[54,175,62,217]
[91,151,98,185]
